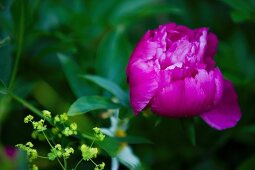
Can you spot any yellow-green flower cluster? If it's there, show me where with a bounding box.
[63,148,75,159]
[51,127,62,138]
[32,164,38,170]
[94,162,105,170]
[31,131,45,141]
[80,144,98,161]
[32,119,47,131]
[48,144,74,160]
[24,115,34,123]
[93,127,105,141]
[62,122,78,136]
[24,114,47,132]
[42,110,51,119]
[16,142,38,161]
[54,113,68,124]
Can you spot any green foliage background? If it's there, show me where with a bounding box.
[1,0,255,169]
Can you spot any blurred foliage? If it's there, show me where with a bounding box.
[0,0,255,169]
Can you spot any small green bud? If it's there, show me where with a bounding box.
[54,115,60,124]
[70,123,77,131]
[42,110,51,119]
[24,115,34,123]
[94,162,105,170]
[55,144,62,150]
[80,144,98,161]
[63,147,74,159]
[62,127,72,136]
[32,164,38,170]
[60,113,68,123]
[28,149,38,160]
[48,144,62,160]
[93,127,105,141]
[16,142,38,161]
[26,142,34,148]
[93,127,100,134]
[32,119,47,131]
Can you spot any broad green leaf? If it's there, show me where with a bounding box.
[115,136,153,144]
[81,74,129,106]
[109,0,153,24]
[180,118,196,146]
[110,0,181,25]
[58,53,97,97]
[96,136,120,157]
[68,96,121,116]
[96,26,131,85]
[220,0,255,22]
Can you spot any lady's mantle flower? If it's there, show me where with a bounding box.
[126,23,241,130]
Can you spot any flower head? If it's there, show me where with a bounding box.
[126,23,241,130]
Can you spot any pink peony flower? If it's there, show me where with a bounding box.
[126,23,241,130]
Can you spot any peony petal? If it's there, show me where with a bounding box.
[127,60,158,115]
[127,32,159,115]
[151,68,223,117]
[151,80,185,117]
[200,80,241,130]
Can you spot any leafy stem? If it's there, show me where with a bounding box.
[42,131,65,170]
[73,158,83,170]
[9,0,25,90]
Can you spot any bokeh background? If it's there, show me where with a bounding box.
[1,0,255,169]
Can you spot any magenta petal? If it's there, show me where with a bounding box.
[200,80,241,130]
[127,32,159,115]
[128,61,158,115]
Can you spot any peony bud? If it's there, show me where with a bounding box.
[126,23,241,130]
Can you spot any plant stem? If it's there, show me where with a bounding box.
[9,0,25,90]
[8,92,42,118]
[90,158,98,166]
[73,158,83,170]
[38,155,49,159]
[43,131,65,170]
[64,158,67,170]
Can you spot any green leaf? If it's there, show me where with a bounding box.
[115,136,153,144]
[81,74,129,106]
[110,0,181,25]
[220,0,255,22]
[180,118,196,146]
[96,136,120,157]
[96,26,131,84]
[58,53,97,97]
[109,0,153,24]
[67,96,121,116]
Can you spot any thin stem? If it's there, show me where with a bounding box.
[9,0,25,90]
[42,132,65,170]
[8,92,52,124]
[90,159,98,166]
[64,158,67,170]
[38,155,49,159]
[42,131,54,149]
[90,138,95,148]
[73,158,83,170]
[8,92,42,118]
